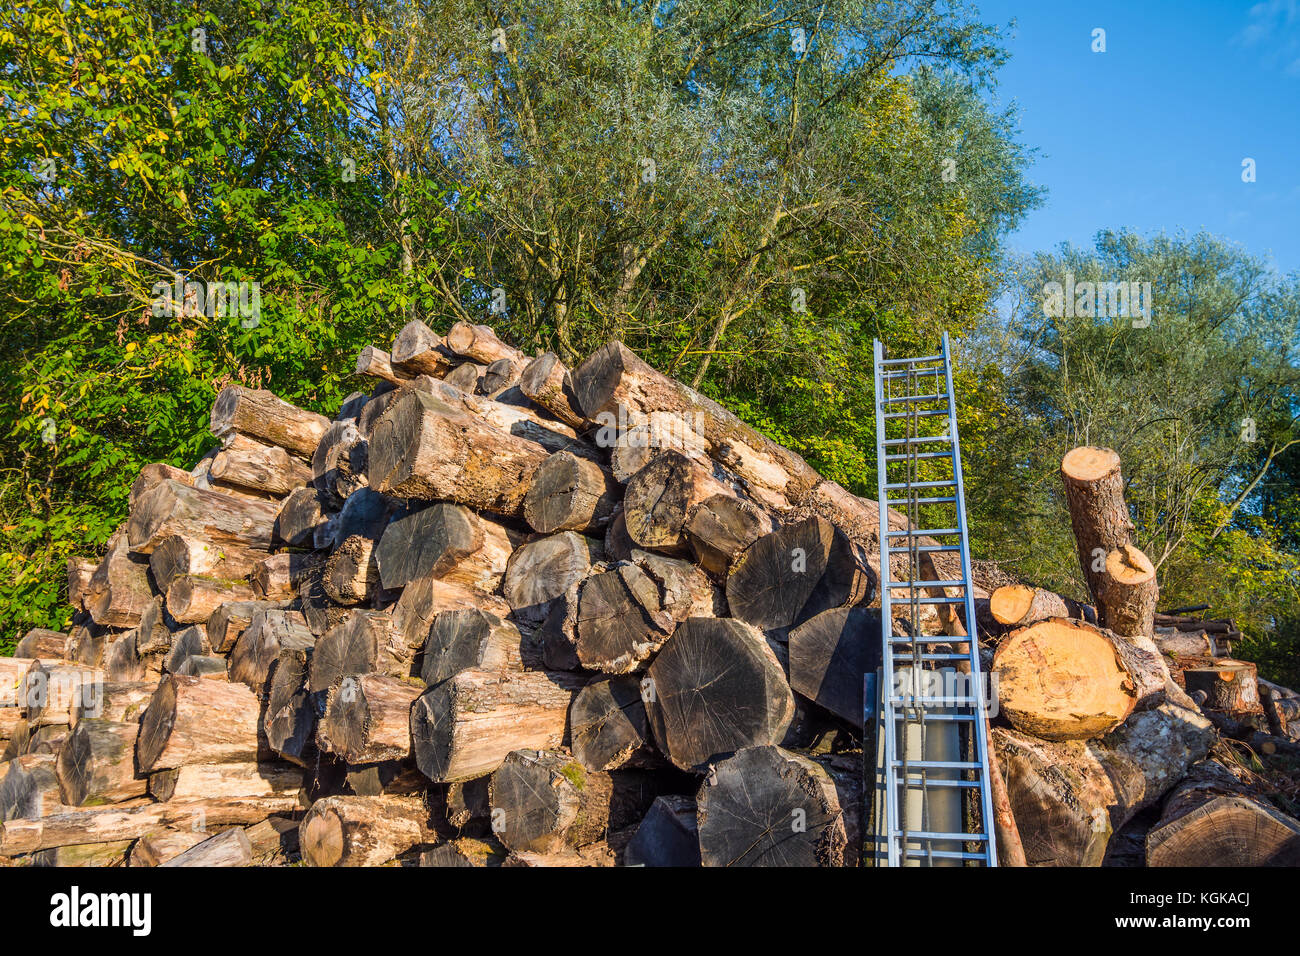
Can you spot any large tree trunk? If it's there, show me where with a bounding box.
[696,745,855,867]
[488,749,614,853]
[1098,544,1158,638]
[299,794,432,866]
[623,451,740,551]
[309,610,408,692]
[725,517,874,630]
[149,533,262,591]
[645,617,794,772]
[569,675,657,771]
[1145,760,1300,866]
[573,563,673,674]
[992,618,1167,740]
[354,345,409,386]
[148,761,303,801]
[410,668,583,783]
[14,629,70,660]
[136,675,264,773]
[367,389,549,517]
[419,609,525,686]
[993,702,1214,866]
[1060,446,1135,606]
[502,531,600,624]
[210,385,331,459]
[55,719,147,806]
[374,501,514,592]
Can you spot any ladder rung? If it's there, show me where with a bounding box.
[882,368,944,379]
[880,393,948,404]
[886,579,965,589]
[895,777,981,789]
[897,708,978,718]
[903,831,989,843]
[886,496,957,505]
[889,759,982,770]
[887,635,962,644]
[883,480,956,490]
[883,409,948,419]
[881,436,952,446]
[888,699,980,708]
[887,528,959,537]
[879,354,943,366]
[890,596,966,605]
[901,848,991,861]
[884,451,952,462]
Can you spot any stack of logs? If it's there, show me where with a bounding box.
[2,321,1297,867]
[981,446,1300,866]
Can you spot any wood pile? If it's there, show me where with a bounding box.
[2,324,1296,867]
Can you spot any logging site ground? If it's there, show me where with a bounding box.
[1,0,1298,895]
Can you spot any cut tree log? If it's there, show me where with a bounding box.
[67,681,151,730]
[367,389,549,516]
[264,646,316,762]
[696,745,852,867]
[148,533,261,591]
[519,352,586,428]
[136,675,264,773]
[375,501,514,592]
[66,558,97,611]
[988,585,1095,628]
[390,574,511,652]
[411,668,583,783]
[630,550,719,623]
[569,675,656,771]
[1144,760,1300,866]
[167,574,256,624]
[355,345,409,386]
[624,794,700,867]
[85,531,154,628]
[312,420,368,507]
[787,606,880,726]
[445,321,528,372]
[159,826,252,867]
[24,664,106,727]
[410,374,588,452]
[539,581,582,671]
[1060,446,1133,604]
[208,600,287,654]
[229,608,316,693]
[0,796,299,856]
[210,385,331,458]
[0,754,62,821]
[14,629,69,660]
[993,702,1214,867]
[488,749,613,853]
[1153,629,1219,658]
[645,617,795,772]
[175,655,227,679]
[128,827,209,866]
[149,761,303,802]
[477,358,515,395]
[726,517,874,630]
[318,673,422,764]
[275,486,330,548]
[390,320,455,377]
[523,451,620,534]
[56,719,146,806]
[1184,661,1261,714]
[299,794,431,866]
[444,361,485,392]
[129,462,194,508]
[1098,544,1158,638]
[683,493,778,579]
[310,610,408,692]
[420,609,524,686]
[163,625,212,674]
[503,531,599,624]
[252,551,326,601]
[128,479,280,554]
[992,618,1167,740]
[210,432,313,497]
[623,451,739,551]
[574,563,674,673]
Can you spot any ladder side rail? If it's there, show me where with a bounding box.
[940,331,998,866]
[873,339,901,867]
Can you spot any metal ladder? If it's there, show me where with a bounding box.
[869,331,997,866]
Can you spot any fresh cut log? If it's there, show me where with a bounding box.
[445,321,528,372]
[1184,661,1261,713]
[159,827,252,867]
[390,320,455,377]
[988,585,1095,627]
[1098,544,1159,638]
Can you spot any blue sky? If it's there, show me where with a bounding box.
[975,0,1300,274]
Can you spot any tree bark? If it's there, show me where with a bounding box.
[355,345,409,386]
[445,321,528,372]
[318,673,422,764]
[128,479,280,554]
[210,432,313,497]
[210,385,331,459]
[159,827,253,867]
[148,761,303,801]
[136,675,264,773]
[411,668,583,783]
[1060,446,1133,605]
